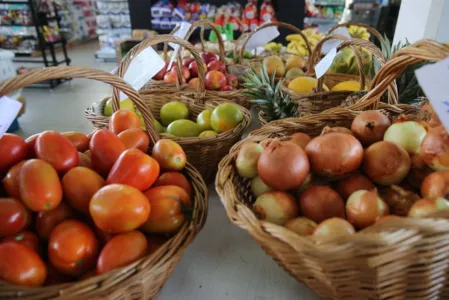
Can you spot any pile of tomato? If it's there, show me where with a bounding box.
[0,109,194,287]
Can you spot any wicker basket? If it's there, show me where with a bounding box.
[215,40,449,300]
[0,66,208,300]
[86,35,251,182]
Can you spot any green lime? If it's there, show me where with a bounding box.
[196,108,213,132]
[167,119,200,137]
[103,98,135,116]
[160,101,189,126]
[211,103,243,133]
[199,130,217,137]
[153,119,166,133]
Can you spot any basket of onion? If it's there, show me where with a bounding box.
[0,66,208,300]
[216,40,449,299]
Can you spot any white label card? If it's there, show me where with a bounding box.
[415,57,449,132]
[0,96,23,137]
[244,26,280,51]
[321,27,351,54]
[314,47,338,79]
[168,22,192,70]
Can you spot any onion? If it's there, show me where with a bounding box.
[346,190,389,228]
[406,154,433,188]
[351,110,391,146]
[313,218,355,237]
[321,126,353,136]
[235,142,264,178]
[251,175,273,198]
[284,217,317,236]
[383,121,427,155]
[335,173,376,199]
[289,132,312,150]
[305,133,363,178]
[408,197,449,218]
[420,171,449,198]
[257,140,309,191]
[253,191,299,225]
[299,185,345,223]
[379,185,420,216]
[420,126,449,171]
[259,138,276,149]
[363,141,411,185]
[421,103,441,128]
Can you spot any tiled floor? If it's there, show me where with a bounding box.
[13,42,320,300]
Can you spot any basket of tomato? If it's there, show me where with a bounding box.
[216,40,449,299]
[0,66,208,299]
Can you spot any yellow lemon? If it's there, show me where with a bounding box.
[285,55,305,71]
[331,80,364,92]
[263,55,285,77]
[287,76,329,94]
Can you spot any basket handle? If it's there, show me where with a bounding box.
[239,22,313,63]
[327,22,385,45]
[185,19,226,63]
[0,66,160,144]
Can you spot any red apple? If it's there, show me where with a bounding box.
[205,71,227,90]
[166,61,177,72]
[181,66,190,80]
[188,78,200,89]
[202,52,217,64]
[182,58,194,68]
[207,60,226,73]
[153,64,167,80]
[226,74,239,88]
[163,69,185,84]
[220,85,234,91]
[188,61,199,78]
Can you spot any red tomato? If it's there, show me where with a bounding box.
[44,264,74,286]
[0,198,30,237]
[107,149,160,192]
[118,128,150,152]
[0,133,27,172]
[25,134,39,158]
[48,220,99,276]
[78,152,92,168]
[151,139,186,171]
[36,202,73,239]
[2,160,25,198]
[2,231,39,253]
[147,235,168,255]
[35,131,79,174]
[93,226,114,246]
[96,231,148,275]
[62,131,89,152]
[0,242,47,286]
[62,167,105,214]
[141,185,191,234]
[154,172,192,196]
[86,129,99,142]
[109,110,141,135]
[89,129,126,176]
[90,184,150,234]
[19,159,63,211]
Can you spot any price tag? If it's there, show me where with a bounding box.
[168,22,192,70]
[314,47,338,79]
[0,96,23,137]
[415,57,449,132]
[244,26,280,51]
[321,27,351,54]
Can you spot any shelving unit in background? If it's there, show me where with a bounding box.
[305,0,345,32]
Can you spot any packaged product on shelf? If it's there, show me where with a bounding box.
[244,0,258,20]
[260,0,275,23]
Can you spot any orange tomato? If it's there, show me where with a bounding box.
[118,128,150,152]
[89,129,126,176]
[107,149,160,192]
[36,202,73,239]
[35,131,79,174]
[96,231,148,275]
[25,134,39,158]
[90,184,150,234]
[141,185,191,234]
[78,152,92,168]
[62,167,105,214]
[154,172,192,196]
[62,131,89,152]
[0,133,27,172]
[0,198,30,237]
[0,242,47,286]
[2,231,39,253]
[19,159,63,212]
[151,139,186,171]
[48,220,99,276]
[109,110,141,135]
[2,160,25,198]
[147,235,168,254]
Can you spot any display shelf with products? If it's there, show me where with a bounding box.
[304,0,344,31]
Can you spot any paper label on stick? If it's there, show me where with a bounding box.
[415,57,449,132]
[321,27,350,54]
[244,26,280,51]
[314,47,338,79]
[168,22,192,70]
[0,96,23,137]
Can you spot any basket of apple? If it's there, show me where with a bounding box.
[0,66,208,300]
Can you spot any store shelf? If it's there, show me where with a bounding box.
[304,17,338,24]
[314,1,345,6]
[8,49,40,56]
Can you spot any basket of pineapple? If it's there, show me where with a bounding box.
[216,39,449,300]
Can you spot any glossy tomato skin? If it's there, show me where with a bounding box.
[48,220,99,276]
[62,167,105,214]
[25,134,39,158]
[96,230,148,274]
[90,184,150,234]
[109,110,141,135]
[89,129,126,176]
[0,242,47,286]
[151,139,186,171]
[107,149,160,192]
[2,231,39,253]
[0,198,30,237]
[154,172,192,196]
[3,160,26,198]
[62,131,89,152]
[0,133,27,172]
[19,159,63,212]
[118,128,150,152]
[35,131,79,174]
[36,202,73,239]
[141,185,191,234]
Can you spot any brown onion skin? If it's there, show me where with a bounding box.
[321,126,353,136]
[363,141,411,185]
[305,133,364,178]
[379,185,420,216]
[284,217,317,236]
[257,141,310,191]
[313,218,355,237]
[420,126,449,171]
[408,198,439,218]
[299,185,345,223]
[346,190,389,228]
[351,110,391,146]
[253,191,299,225]
[289,133,312,150]
[406,154,433,189]
[421,171,449,198]
[335,173,376,200]
[421,103,441,128]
